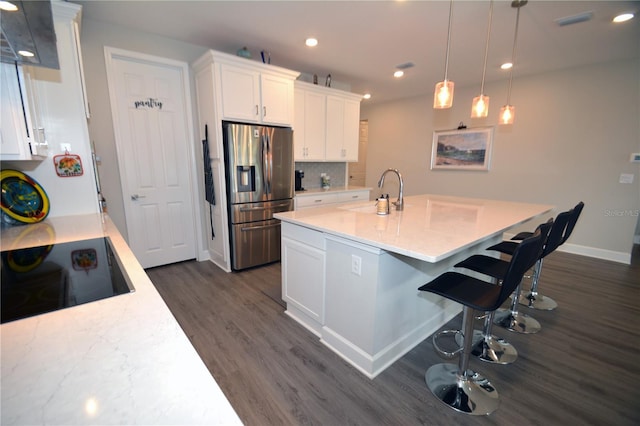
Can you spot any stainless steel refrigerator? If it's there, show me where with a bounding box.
[223,121,294,271]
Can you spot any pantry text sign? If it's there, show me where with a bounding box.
[134,98,163,110]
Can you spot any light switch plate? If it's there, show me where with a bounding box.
[619,173,634,184]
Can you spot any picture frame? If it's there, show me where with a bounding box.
[431,127,494,171]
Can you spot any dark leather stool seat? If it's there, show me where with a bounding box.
[489,201,584,310]
[418,228,546,416]
[457,220,553,334]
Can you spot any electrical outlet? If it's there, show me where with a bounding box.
[351,255,362,276]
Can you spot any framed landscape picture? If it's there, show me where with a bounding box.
[431,127,494,171]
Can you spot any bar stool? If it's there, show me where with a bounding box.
[418,229,546,415]
[456,220,553,335]
[490,202,584,310]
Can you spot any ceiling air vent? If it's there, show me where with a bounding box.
[555,11,593,27]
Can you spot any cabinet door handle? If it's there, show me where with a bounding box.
[263,106,267,117]
[255,105,259,116]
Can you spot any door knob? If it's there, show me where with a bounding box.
[131,194,146,200]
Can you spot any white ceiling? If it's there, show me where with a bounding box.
[74,0,640,104]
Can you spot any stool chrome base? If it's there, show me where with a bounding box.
[493,308,541,334]
[455,330,518,365]
[518,291,558,311]
[426,364,499,415]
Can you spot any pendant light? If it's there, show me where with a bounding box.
[500,0,527,125]
[471,0,494,118]
[434,0,455,109]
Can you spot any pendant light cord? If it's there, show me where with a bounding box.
[479,0,494,95]
[443,0,454,80]
[506,1,525,104]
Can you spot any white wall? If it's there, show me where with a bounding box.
[79,18,208,241]
[1,3,100,220]
[362,59,640,263]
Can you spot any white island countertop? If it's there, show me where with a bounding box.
[0,214,241,425]
[276,194,554,263]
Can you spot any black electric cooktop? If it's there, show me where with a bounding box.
[1,237,135,324]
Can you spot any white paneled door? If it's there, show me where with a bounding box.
[105,48,197,268]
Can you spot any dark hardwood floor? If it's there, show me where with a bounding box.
[147,247,640,425]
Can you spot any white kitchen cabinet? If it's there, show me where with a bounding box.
[295,192,339,209]
[325,96,361,161]
[281,222,326,334]
[293,81,361,162]
[0,62,47,161]
[293,87,326,160]
[219,61,296,126]
[337,189,370,203]
[295,188,370,210]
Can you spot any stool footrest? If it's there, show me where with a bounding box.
[432,329,464,359]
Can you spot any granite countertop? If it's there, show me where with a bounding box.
[0,214,241,425]
[275,194,553,263]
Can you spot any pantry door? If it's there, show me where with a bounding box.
[105,47,199,268]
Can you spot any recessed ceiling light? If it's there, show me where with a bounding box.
[305,38,318,47]
[363,93,371,100]
[501,62,513,70]
[393,70,404,78]
[613,13,634,23]
[0,1,18,11]
[18,50,35,58]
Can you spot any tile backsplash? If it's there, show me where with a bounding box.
[294,162,346,190]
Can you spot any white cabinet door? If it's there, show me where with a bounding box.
[325,95,346,161]
[260,73,293,126]
[0,62,39,161]
[325,95,360,162]
[219,63,261,122]
[342,98,361,162]
[219,64,294,126]
[294,87,326,161]
[282,236,326,324]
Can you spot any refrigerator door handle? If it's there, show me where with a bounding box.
[263,130,272,194]
[239,202,290,212]
[261,131,269,194]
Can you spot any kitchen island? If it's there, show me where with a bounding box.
[275,194,553,378]
[0,214,241,425]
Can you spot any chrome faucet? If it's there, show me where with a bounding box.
[377,168,404,211]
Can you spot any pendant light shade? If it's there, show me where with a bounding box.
[434,0,455,109]
[500,0,527,125]
[499,105,515,124]
[471,0,494,118]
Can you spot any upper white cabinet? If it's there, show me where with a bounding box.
[325,95,361,161]
[293,87,326,161]
[293,81,362,162]
[0,62,47,161]
[217,58,298,126]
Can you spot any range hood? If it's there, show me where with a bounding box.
[0,0,59,69]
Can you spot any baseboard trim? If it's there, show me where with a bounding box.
[556,243,631,265]
[504,233,631,265]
